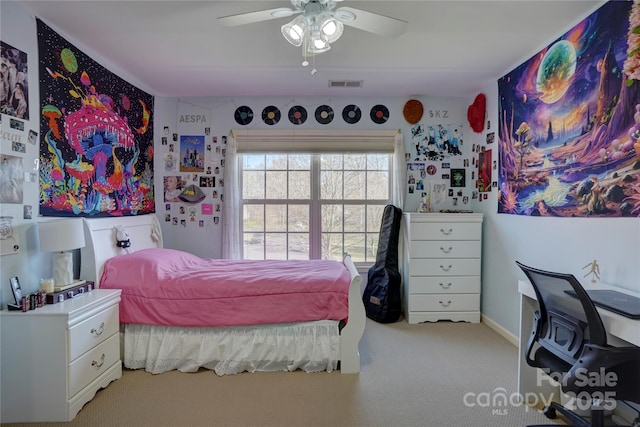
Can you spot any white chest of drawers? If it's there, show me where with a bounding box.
[1,289,122,423]
[402,213,483,324]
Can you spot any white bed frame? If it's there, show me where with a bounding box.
[80,214,365,374]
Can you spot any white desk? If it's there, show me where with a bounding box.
[517,280,640,405]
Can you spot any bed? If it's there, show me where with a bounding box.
[79,214,365,375]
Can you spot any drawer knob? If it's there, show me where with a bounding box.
[439,282,452,289]
[91,353,106,369]
[91,322,105,337]
[439,300,452,307]
[439,264,452,272]
[440,246,453,254]
[440,228,453,235]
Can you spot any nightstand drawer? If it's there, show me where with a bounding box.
[409,276,480,294]
[410,222,481,241]
[409,259,480,276]
[69,304,119,361]
[409,294,480,312]
[68,333,119,398]
[409,240,481,258]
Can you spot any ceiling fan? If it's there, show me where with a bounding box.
[217,0,408,56]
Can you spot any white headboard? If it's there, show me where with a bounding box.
[80,214,163,285]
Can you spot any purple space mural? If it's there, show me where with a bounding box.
[498,1,640,217]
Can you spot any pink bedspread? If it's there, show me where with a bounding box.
[100,248,351,327]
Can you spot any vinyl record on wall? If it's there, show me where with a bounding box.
[234,106,254,125]
[315,105,334,125]
[288,105,307,125]
[342,104,361,124]
[370,104,389,124]
[262,105,281,126]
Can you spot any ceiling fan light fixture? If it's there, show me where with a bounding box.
[306,34,331,54]
[281,15,307,47]
[317,13,343,43]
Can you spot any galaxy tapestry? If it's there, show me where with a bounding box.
[498,1,640,217]
[37,19,154,217]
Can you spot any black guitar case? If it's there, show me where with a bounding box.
[362,204,403,323]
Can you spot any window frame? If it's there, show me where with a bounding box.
[234,129,397,265]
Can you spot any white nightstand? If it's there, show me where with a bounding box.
[1,288,122,423]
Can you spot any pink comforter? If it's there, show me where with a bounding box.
[100,248,351,327]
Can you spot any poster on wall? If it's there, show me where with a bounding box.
[0,154,24,204]
[410,124,464,161]
[498,1,640,217]
[0,41,29,120]
[179,135,205,173]
[0,216,20,255]
[478,150,491,193]
[37,19,154,217]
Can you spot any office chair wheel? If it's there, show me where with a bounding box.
[542,406,557,419]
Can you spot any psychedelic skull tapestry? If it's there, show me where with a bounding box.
[37,19,154,217]
[498,1,640,217]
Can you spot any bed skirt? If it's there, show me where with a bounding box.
[123,320,340,375]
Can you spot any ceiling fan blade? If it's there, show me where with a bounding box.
[218,8,298,27]
[336,7,408,38]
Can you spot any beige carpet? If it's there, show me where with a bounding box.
[3,319,567,427]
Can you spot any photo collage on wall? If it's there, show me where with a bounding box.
[161,125,225,228]
[406,117,476,211]
[1,40,38,210]
[1,40,40,255]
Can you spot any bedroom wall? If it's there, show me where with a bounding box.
[1,0,482,303]
[152,95,480,259]
[0,1,154,305]
[3,1,636,345]
[468,11,640,338]
[471,82,639,338]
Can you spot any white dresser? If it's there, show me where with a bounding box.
[402,212,483,324]
[1,289,122,423]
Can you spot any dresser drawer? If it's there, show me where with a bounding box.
[409,293,480,312]
[409,240,481,258]
[68,304,119,361]
[68,332,119,398]
[410,222,481,241]
[409,259,480,276]
[408,276,480,294]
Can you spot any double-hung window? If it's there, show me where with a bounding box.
[236,130,397,264]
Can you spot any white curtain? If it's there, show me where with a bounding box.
[222,132,242,259]
[392,131,406,210]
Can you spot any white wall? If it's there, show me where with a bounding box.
[472,83,640,338]
[154,95,476,258]
[0,1,154,304]
[1,0,479,303]
[4,0,637,343]
[1,1,53,304]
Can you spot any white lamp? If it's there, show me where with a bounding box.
[37,218,86,287]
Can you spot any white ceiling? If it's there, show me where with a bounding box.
[18,0,604,98]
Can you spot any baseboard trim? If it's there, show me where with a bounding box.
[481,314,518,347]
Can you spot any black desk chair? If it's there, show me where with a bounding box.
[516,261,640,427]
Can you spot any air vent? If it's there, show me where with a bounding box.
[328,80,363,88]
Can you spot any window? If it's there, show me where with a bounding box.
[241,153,391,262]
